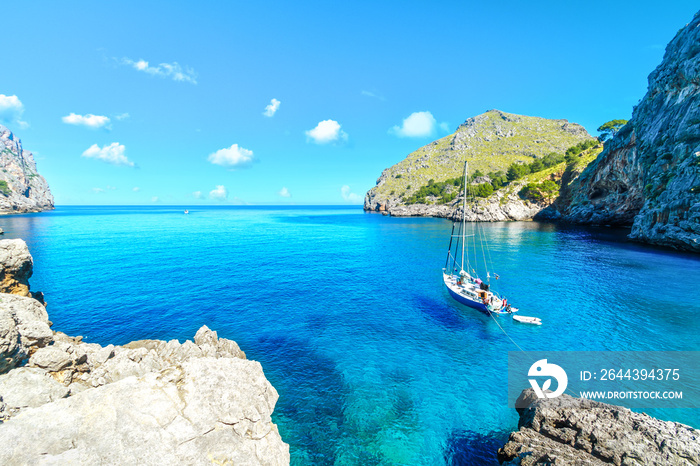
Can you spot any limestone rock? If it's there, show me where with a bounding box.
[90,344,114,366]
[387,180,547,221]
[0,367,69,416]
[29,347,72,372]
[499,388,700,465]
[557,11,700,252]
[0,239,33,296]
[194,324,218,346]
[15,320,52,349]
[72,329,246,390]
[0,357,289,465]
[0,124,54,214]
[0,293,52,374]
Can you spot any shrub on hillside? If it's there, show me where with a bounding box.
[519,180,559,201]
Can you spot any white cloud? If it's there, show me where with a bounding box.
[390,111,442,138]
[306,119,348,144]
[278,187,291,198]
[263,98,281,117]
[92,187,105,193]
[115,113,130,121]
[82,142,135,167]
[0,95,23,120]
[341,185,363,204]
[439,122,450,132]
[106,185,116,190]
[208,144,255,168]
[209,185,228,200]
[151,196,160,202]
[361,90,385,101]
[132,187,140,192]
[119,57,197,84]
[0,94,28,128]
[192,191,203,199]
[62,113,111,129]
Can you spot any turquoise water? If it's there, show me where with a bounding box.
[1,206,699,465]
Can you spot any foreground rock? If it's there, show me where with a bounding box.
[0,313,289,464]
[1,356,287,465]
[498,389,700,465]
[0,239,33,296]
[556,11,700,252]
[0,239,289,464]
[0,124,54,214]
[0,293,52,374]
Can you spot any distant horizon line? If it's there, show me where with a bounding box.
[50,204,365,208]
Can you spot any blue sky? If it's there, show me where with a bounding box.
[0,1,697,205]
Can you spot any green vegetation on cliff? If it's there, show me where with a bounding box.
[365,110,594,209]
[597,119,628,142]
[0,181,10,197]
[401,139,603,207]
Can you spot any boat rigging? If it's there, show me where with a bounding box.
[442,161,517,316]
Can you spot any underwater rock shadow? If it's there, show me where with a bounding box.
[413,295,476,330]
[445,429,510,466]
[252,334,347,465]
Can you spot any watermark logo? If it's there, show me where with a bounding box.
[528,359,568,399]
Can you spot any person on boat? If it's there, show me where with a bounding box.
[506,304,512,313]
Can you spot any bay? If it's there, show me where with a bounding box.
[1,205,698,465]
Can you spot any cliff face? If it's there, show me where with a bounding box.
[364,110,593,214]
[0,125,53,213]
[558,12,700,251]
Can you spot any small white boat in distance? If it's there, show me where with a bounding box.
[184,210,189,214]
[513,315,542,325]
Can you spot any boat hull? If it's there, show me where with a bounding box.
[443,273,491,315]
[513,315,541,325]
[445,285,490,314]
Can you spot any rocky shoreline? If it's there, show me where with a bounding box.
[499,389,700,465]
[0,239,289,464]
[372,179,548,222]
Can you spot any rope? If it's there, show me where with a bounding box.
[488,312,579,398]
[489,311,526,352]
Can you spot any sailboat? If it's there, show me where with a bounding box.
[442,161,518,316]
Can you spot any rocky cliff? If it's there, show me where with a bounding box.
[0,238,45,304]
[0,239,289,465]
[364,110,593,216]
[0,124,53,213]
[556,11,700,252]
[384,179,550,221]
[498,389,700,465]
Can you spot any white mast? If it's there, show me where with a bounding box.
[461,161,467,273]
